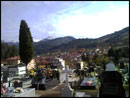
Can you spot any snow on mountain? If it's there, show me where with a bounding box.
[45,36,57,40]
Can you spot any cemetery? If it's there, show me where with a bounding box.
[1,60,129,97]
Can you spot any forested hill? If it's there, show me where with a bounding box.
[3,26,129,55]
[34,36,76,54]
[49,27,129,53]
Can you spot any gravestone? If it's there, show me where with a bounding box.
[99,62,126,97]
[3,71,9,77]
[105,62,115,71]
[61,65,74,97]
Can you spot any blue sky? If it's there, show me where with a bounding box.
[1,1,129,42]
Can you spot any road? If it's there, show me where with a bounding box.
[22,78,60,90]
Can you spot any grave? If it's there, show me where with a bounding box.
[80,74,97,89]
[3,88,35,97]
[61,65,74,97]
[99,62,126,97]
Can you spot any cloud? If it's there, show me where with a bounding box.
[1,1,129,42]
[53,6,129,38]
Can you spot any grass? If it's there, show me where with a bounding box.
[123,84,129,91]
[123,84,129,97]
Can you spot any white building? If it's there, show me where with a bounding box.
[8,65,26,75]
[56,58,65,70]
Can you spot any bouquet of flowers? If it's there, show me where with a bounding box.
[13,88,24,93]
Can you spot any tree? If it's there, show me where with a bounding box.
[93,53,98,63]
[19,20,34,73]
[114,48,121,66]
[108,47,115,58]
[9,45,18,57]
[1,42,18,59]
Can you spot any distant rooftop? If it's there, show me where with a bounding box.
[6,56,20,60]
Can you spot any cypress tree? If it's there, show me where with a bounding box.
[19,20,34,73]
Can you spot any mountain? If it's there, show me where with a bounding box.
[39,36,57,42]
[5,27,129,55]
[97,27,129,47]
[34,36,76,54]
[48,27,129,53]
[7,41,19,46]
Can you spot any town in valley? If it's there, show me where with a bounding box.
[1,1,129,97]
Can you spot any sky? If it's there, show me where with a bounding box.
[1,1,129,42]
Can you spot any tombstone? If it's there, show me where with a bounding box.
[105,62,115,71]
[99,62,126,97]
[61,65,74,97]
[3,71,9,78]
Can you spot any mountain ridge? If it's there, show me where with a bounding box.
[3,26,129,55]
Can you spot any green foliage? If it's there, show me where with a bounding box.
[121,47,129,58]
[108,47,115,57]
[33,27,129,55]
[34,36,75,55]
[19,20,34,65]
[108,47,129,66]
[1,42,18,59]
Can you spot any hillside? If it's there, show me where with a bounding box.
[34,36,76,54]
[5,27,129,55]
[49,27,129,53]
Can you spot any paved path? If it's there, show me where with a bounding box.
[45,79,60,90]
[22,79,60,89]
[36,83,65,97]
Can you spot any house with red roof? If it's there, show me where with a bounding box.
[1,59,8,66]
[6,56,36,70]
[35,57,50,69]
[6,56,20,65]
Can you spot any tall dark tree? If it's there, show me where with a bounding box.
[114,48,121,66]
[108,47,115,57]
[19,20,34,73]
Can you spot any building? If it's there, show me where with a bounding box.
[50,58,62,69]
[8,64,26,76]
[35,58,50,69]
[6,56,36,70]
[56,58,65,70]
[27,59,36,70]
[6,56,20,65]
[1,59,8,66]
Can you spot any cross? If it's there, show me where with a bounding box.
[65,65,69,86]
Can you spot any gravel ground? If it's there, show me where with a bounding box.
[36,83,65,97]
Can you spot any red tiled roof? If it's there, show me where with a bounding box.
[36,59,49,64]
[41,60,49,64]
[6,56,20,60]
